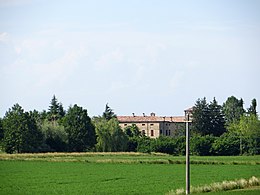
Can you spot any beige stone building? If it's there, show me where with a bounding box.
[117,111,190,138]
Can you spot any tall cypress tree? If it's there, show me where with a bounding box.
[102,103,116,121]
[48,95,59,122]
[248,98,257,116]
[192,97,226,136]
[192,97,210,135]
[208,98,226,136]
[48,95,65,123]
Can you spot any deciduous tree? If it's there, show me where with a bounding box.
[223,96,245,125]
[94,117,128,152]
[2,104,43,153]
[228,114,260,154]
[63,104,96,152]
[124,124,140,137]
[41,120,67,152]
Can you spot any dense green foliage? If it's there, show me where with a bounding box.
[212,133,240,156]
[102,103,117,121]
[223,96,245,125]
[2,104,43,153]
[248,98,257,116]
[124,124,141,137]
[227,114,260,155]
[192,97,226,136]
[41,120,67,152]
[190,135,216,156]
[94,117,128,152]
[93,104,128,152]
[63,104,96,152]
[48,95,65,122]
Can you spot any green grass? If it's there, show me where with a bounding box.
[0,155,260,195]
[0,153,259,165]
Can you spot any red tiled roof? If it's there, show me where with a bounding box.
[117,115,185,123]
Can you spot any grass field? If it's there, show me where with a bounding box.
[1,152,259,165]
[0,153,259,194]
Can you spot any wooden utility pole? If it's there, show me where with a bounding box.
[186,114,190,194]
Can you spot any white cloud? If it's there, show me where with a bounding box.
[1,22,260,117]
[95,49,124,71]
[0,32,10,42]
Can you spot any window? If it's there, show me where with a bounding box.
[124,124,127,126]
[151,130,154,136]
[142,130,146,136]
[166,130,168,136]
[142,124,145,126]
[150,124,154,126]
[160,130,162,134]
[168,130,171,136]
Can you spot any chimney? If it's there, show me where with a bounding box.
[170,116,173,122]
[150,112,155,117]
[143,113,146,117]
[132,113,135,117]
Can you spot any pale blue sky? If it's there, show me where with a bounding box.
[1,0,260,117]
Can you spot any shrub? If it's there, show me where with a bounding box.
[136,137,153,153]
[153,136,177,155]
[212,133,240,155]
[190,135,216,156]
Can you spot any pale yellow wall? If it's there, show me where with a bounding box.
[120,122,161,138]
[119,121,186,138]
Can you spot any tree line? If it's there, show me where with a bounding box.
[0,95,259,155]
[0,96,129,153]
[190,96,259,155]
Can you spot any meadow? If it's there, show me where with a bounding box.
[0,153,259,194]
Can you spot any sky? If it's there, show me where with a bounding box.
[1,0,260,117]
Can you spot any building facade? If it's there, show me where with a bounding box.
[117,112,188,138]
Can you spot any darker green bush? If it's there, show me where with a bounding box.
[190,135,216,156]
[152,136,177,155]
[212,133,240,155]
[136,137,153,153]
[135,136,186,155]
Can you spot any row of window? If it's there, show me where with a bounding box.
[160,130,171,136]
[124,123,173,127]
[124,123,155,126]
[123,124,171,136]
[141,130,171,136]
